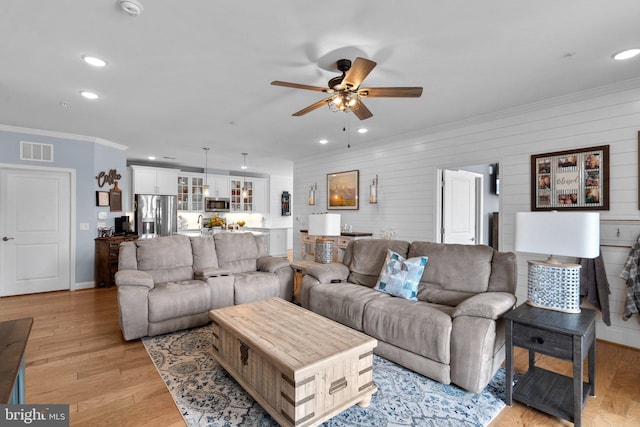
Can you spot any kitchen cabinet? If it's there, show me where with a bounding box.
[178,173,204,211]
[208,175,230,199]
[230,178,267,213]
[130,165,178,195]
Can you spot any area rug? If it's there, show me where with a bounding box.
[142,324,506,427]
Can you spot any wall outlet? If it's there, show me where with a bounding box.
[79,223,90,231]
[97,212,108,220]
[97,222,106,228]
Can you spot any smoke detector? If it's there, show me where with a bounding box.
[119,0,143,16]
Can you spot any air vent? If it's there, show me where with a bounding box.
[20,141,54,162]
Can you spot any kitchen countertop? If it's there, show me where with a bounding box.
[300,229,373,237]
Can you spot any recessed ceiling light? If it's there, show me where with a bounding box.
[148,156,156,160]
[79,90,100,100]
[82,55,107,67]
[357,128,368,134]
[612,48,640,60]
[318,139,328,144]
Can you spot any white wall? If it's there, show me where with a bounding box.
[293,77,640,348]
[267,175,294,248]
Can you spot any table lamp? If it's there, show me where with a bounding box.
[514,211,600,313]
[308,214,341,263]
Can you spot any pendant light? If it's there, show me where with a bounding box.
[241,153,248,199]
[203,147,210,196]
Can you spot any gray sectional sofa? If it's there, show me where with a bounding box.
[300,239,517,393]
[115,232,293,340]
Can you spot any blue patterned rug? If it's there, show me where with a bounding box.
[142,324,506,426]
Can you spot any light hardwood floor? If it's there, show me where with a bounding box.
[0,288,638,426]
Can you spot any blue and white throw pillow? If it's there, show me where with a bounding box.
[373,250,428,300]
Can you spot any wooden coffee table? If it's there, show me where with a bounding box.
[208,297,377,427]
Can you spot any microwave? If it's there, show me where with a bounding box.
[205,198,230,212]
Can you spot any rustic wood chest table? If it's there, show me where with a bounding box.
[208,297,377,427]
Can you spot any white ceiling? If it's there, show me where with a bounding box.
[1,1,639,175]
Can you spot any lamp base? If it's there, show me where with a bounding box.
[314,238,334,264]
[527,260,582,314]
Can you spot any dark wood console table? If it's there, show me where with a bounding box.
[95,234,138,287]
[505,303,596,426]
[0,317,33,404]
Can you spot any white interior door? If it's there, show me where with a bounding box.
[442,169,479,244]
[1,167,72,296]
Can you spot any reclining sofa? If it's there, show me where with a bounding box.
[116,232,293,340]
[300,239,517,393]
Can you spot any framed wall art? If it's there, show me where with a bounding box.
[327,170,359,210]
[531,145,609,211]
[96,191,110,207]
[109,182,122,212]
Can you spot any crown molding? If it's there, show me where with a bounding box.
[0,123,128,151]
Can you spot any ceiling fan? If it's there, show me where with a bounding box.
[271,57,423,120]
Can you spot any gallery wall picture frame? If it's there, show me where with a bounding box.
[96,191,110,207]
[531,145,609,211]
[327,169,359,210]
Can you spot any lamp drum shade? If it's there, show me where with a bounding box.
[308,214,341,237]
[514,211,600,259]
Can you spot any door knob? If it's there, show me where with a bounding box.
[2,237,14,241]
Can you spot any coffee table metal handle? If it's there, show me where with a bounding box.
[533,336,544,344]
[329,377,347,395]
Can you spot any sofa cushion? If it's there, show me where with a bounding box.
[409,242,493,305]
[135,235,194,283]
[148,280,211,322]
[374,250,428,300]
[214,232,260,273]
[344,239,411,287]
[309,283,390,331]
[233,272,281,305]
[363,297,453,364]
[190,236,219,271]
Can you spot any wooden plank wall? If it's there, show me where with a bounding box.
[293,78,640,348]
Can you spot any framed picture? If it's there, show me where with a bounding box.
[96,191,110,207]
[327,170,359,210]
[531,145,609,211]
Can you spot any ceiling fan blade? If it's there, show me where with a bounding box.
[358,87,423,98]
[342,57,377,90]
[271,81,333,93]
[292,97,332,116]
[353,101,373,120]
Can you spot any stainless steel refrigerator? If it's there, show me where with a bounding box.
[135,194,178,238]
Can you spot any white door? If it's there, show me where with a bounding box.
[0,167,72,296]
[442,169,479,244]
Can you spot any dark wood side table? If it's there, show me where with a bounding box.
[0,317,33,404]
[94,234,138,287]
[505,303,596,426]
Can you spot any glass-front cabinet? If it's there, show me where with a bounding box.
[177,174,204,211]
[231,179,254,212]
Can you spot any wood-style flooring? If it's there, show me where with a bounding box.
[0,287,638,426]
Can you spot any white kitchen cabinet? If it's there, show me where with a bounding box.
[130,165,178,195]
[207,175,230,199]
[177,173,204,211]
[230,177,267,213]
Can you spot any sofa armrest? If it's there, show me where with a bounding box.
[194,268,231,279]
[257,256,290,273]
[115,270,155,289]
[305,263,350,284]
[452,292,516,320]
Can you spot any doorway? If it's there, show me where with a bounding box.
[436,163,500,247]
[0,165,75,296]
